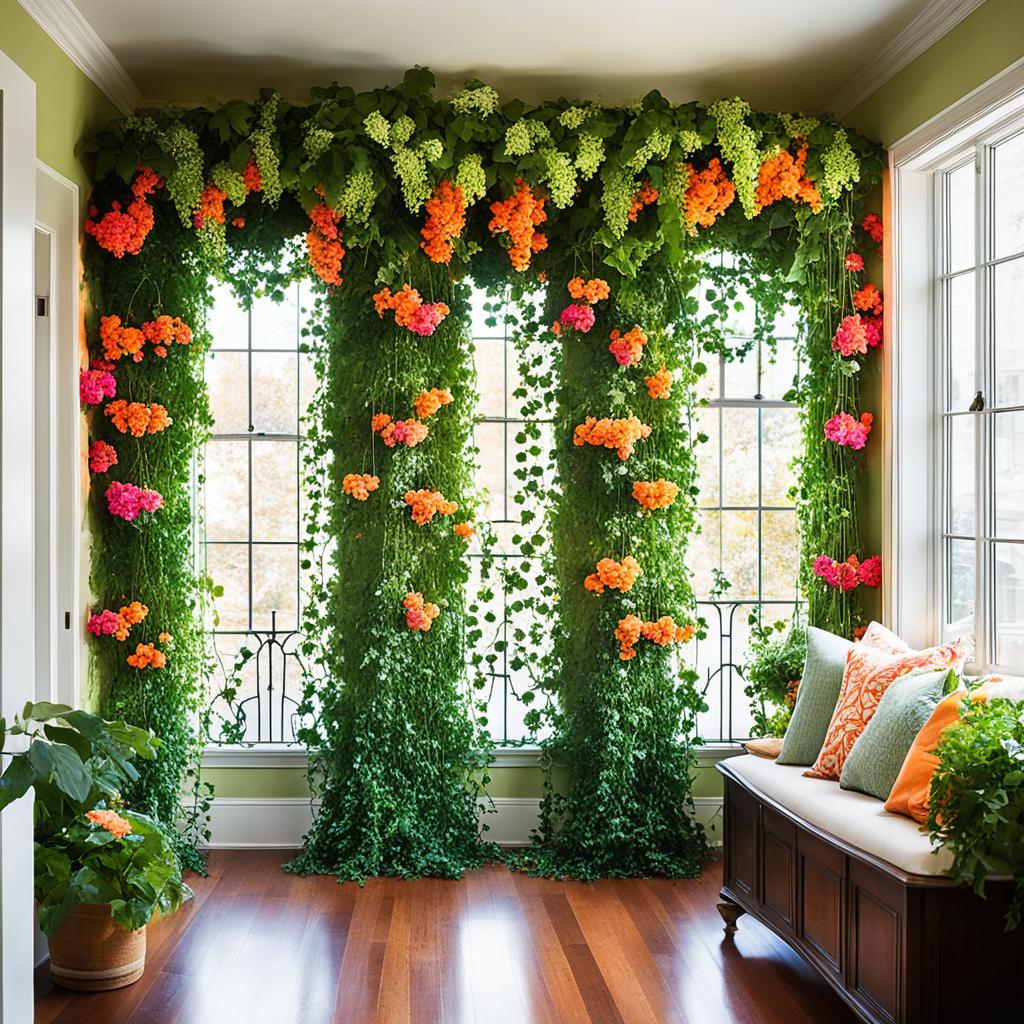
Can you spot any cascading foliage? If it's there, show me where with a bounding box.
[81,68,884,877]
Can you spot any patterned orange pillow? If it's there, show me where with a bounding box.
[804,639,966,781]
[857,621,911,655]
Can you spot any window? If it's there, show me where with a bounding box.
[937,124,1024,674]
[689,270,803,741]
[202,281,316,744]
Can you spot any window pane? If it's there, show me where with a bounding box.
[251,285,299,350]
[695,356,719,402]
[947,415,975,535]
[760,407,799,506]
[947,538,975,631]
[994,542,1024,668]
[720,509,759,599]
[475,337,506,419]
[690,510,720,599]
[723,350,758,400]
[946,161,975,274]
[252,442,298,542]
[204,439,248,542]
[760,338,799,401]
[994,411,1024,539]
[208,282,248,349]
[946,271,975,412]
[251,544,298,631]
[695,407,720,506]
[475,420,506,521]
[760,510,799,600]
[250,352,297,433]
[993,256,1024,408]
[206,543,249,632]
[207,351,250,433]
[721,407,758,507]
[993,130,1024,260]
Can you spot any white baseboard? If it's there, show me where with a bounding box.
[202,795,724,850]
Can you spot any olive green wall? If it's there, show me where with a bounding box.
[0,0,120,198]
[847,0,1024,147]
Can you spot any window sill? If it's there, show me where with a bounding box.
[201,741,746,770]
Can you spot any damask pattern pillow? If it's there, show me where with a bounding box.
[804,639,966,781]
[857,621,912,656]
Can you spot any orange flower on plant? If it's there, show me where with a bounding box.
[573,416,652,461]
[644,366,673,399]
[404,489,458,525]
[632,479,679,512]
[452,521,474,540]
[379,419,429,448]
[615,614,643,660]
[104,400,172,438]
[488,178,548,272]
[628,180,659,222]
[421,179,467,263]
[306,204,345,286]
[684,158,736,229]
[567,277,611,304]
[158,632,172,643]
[853,283,883,315]
[127,642,167,669]
[140,315,192,357]
[413,387,453,419]
[84,166,162,258]
[342,473,380,501]
[196,184,227,227]
[404,591,440,632]
[584,556,641,595]
[242,160,262,194]
[641,616,694,646]
[100,315,145,362]
[754,144,822,214]
[373,285,450,336]
[86,808,133,839]
[114,600,148,642]
[608,326,647,366]
[371,413,392,434]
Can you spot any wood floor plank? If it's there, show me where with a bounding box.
[36,854,860,1024]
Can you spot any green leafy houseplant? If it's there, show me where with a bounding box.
[929,696,1024,929]
[741,618,807,738]
[0,701,191,937]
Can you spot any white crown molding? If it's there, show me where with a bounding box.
[828,0,987,119]
[17,0,142,114]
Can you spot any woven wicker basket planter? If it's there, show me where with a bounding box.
[48,903,146,991]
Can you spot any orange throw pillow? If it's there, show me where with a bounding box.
[858,621,911,655]
[804,639,965,781]
[885,690,965,823]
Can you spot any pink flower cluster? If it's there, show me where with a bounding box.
[79,361,117,405]
[812,553,882,591]
[845,252,864,272]
[831,314,869,357]
[106,481,163,522]
[408,304,449,337]
[86,609,121,636]
[559,303,596,333]
[824,411,874,451]
[88,441,118,474]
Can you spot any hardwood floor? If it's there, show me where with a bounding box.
[35,851,857,1024]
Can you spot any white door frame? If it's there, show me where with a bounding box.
[0,49,38,1024]
[35,164,81,709]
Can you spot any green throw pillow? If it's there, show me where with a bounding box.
[840,667,956,801]
[777,627,853,766]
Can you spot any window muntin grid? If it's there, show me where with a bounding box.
[937,124,1024,674]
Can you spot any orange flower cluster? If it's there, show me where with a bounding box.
[242,160,262,194]
[404,489,458,525]
[84,166,162,258]
[127,642,167,669]
[372,285,450,336]
[421,179,467,263]
[404,592,440,632]
[101,314,191,363]
[372,413,429,448]
[115,600,148,642]
[628,180,659,222]
[104,401,172,438]
[413,387,453,419]
[584,556,641,595]
[342,473,380,500]
[644,366,673,399]
[684,158,736,229]
[196,184,227,227]
[567,277,611,304]
[616,613,694,660]
[853,283,883,315]
[86,808,133,839]
[608,326,648,366]
[573,416,652,460]
[452,521,474,540]
[754,145,822,214]
[488,178,548,272]
[632,478,680,512]
[306,204,345,286]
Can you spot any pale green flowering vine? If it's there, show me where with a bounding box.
[455,153,487,204]
[363,111,390,147]
[392,147,430,211]
[210,162,247,206]
[303,124,334,161]
[625,127,672,172]
[250,93,282,205]
[781,113,819,139]
[505,119,550,157]
[709,97,761,218]
[418,137,443,162]
[601,164,638,238]
[541,148,577,209]
[665,160,691,220]
[391,115,416,148]
[450,83,500,118]
[575,133,605,180]
[559,106,592,130]
[677,130,703,157]
[339,167,378,224]
[162,123,204,226]
[820,128,860,200]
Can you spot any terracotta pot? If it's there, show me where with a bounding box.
[48,903,146,991]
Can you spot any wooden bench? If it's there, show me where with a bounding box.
[717,756,1024,1023]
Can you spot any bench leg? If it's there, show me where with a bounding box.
[717,892,745,937]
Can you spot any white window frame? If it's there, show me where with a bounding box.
[889,55,1024,668]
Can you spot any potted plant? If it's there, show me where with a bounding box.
[0,701,191,990]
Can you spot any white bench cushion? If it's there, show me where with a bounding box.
[722,753,953,877]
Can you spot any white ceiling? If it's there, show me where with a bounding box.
[71,0,936,111]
